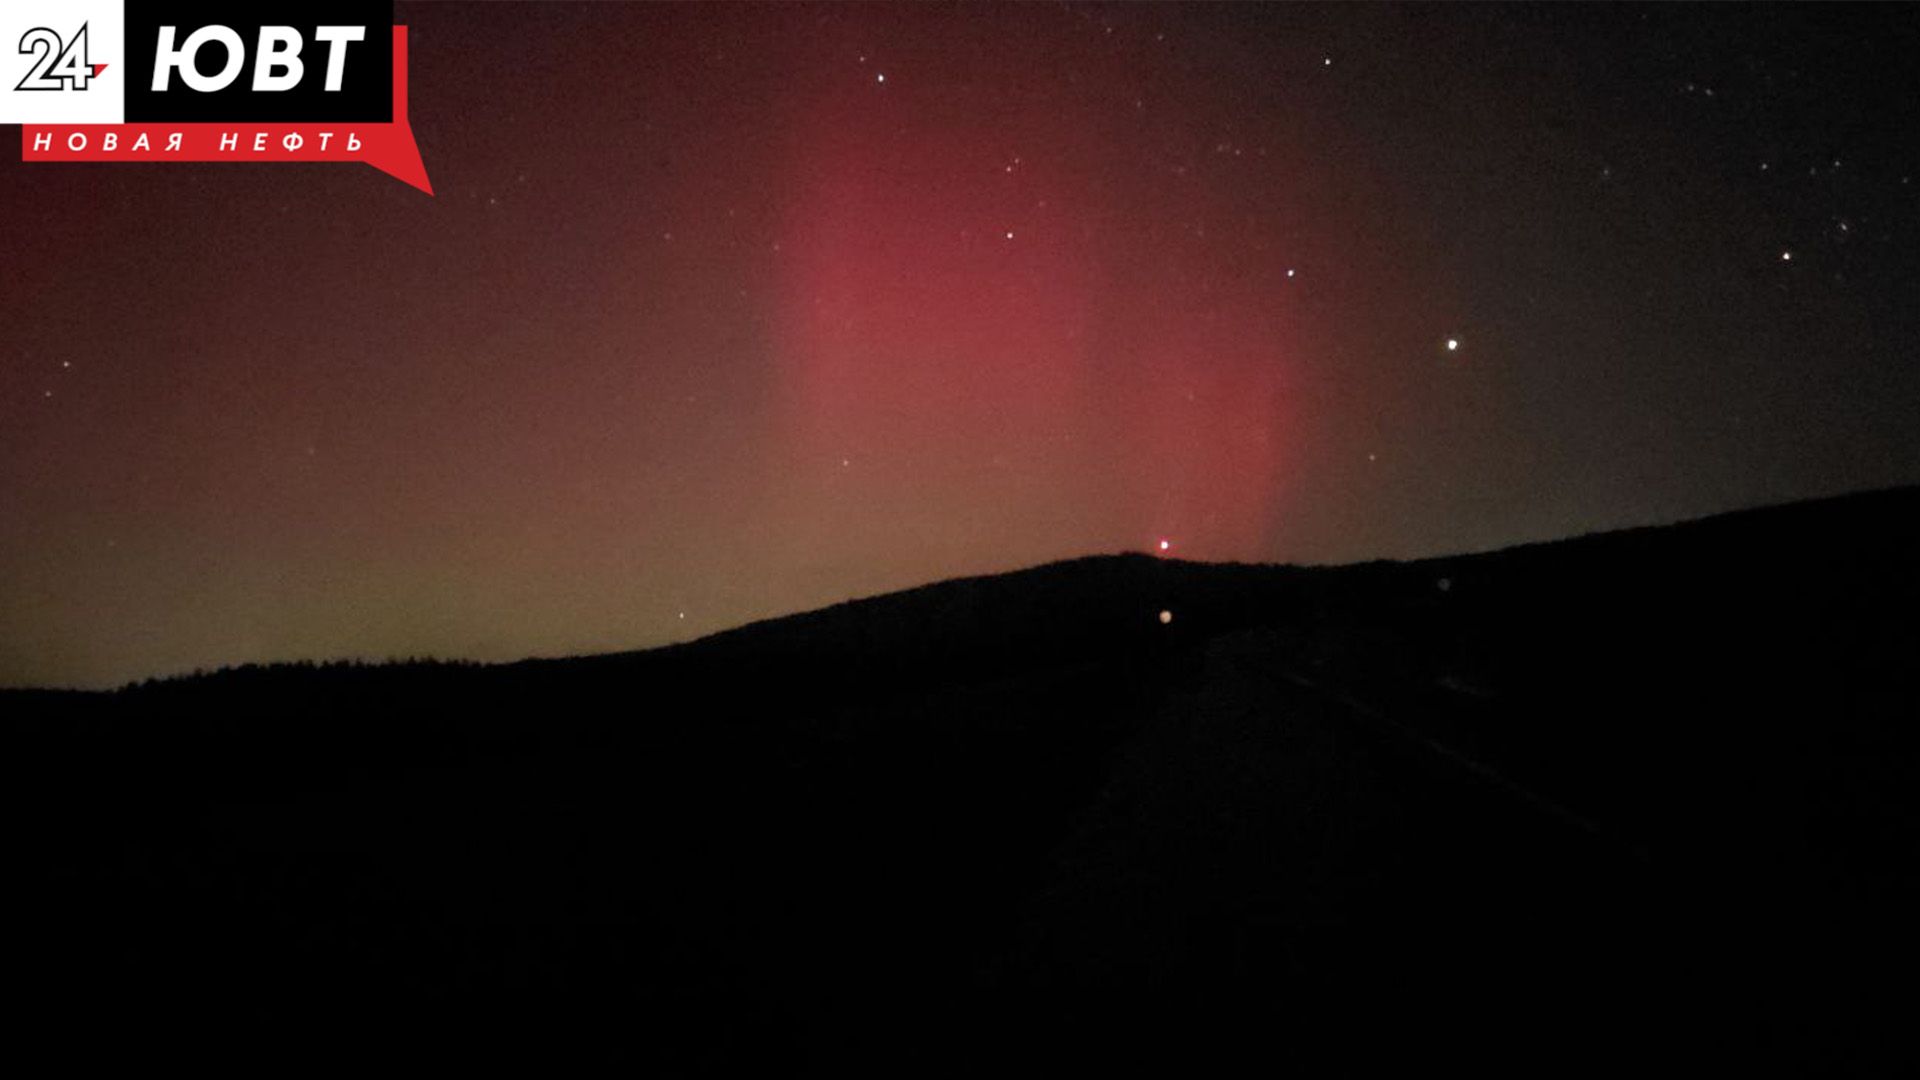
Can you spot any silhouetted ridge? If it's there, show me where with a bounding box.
[4,484,1917,1073]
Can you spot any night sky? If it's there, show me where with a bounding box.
[5,3,1919,688]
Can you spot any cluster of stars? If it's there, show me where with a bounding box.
[38,357,73,400]
[1672,69,1907,270]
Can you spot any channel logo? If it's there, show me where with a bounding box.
[14,23,106,91]
[3,1,430,193]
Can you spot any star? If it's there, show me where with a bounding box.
[1446,338,1460,351]
[875,73,885,84]
[1158,609,1173,624]
[1781,251,1792,261]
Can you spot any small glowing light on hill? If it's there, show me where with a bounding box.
[1159,610,1173,625]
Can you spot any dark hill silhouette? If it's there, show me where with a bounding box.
[4,486,1917,1073]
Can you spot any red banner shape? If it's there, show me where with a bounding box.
[20,26,431,195]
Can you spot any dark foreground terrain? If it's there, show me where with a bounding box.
[5,488,1918,1073]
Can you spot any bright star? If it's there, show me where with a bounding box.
[1446,338,1459,351]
